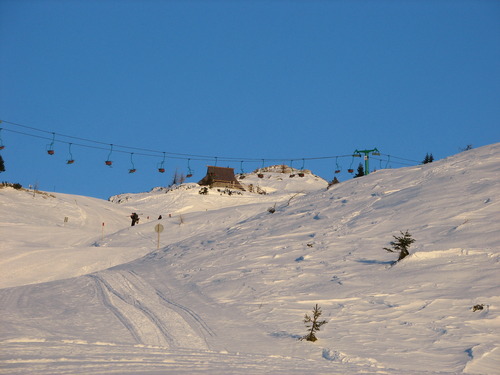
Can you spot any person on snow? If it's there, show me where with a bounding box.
[130,212,139,226]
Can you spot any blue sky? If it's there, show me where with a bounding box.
[1,0,499,199]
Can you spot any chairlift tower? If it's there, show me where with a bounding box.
[353,148,380,175]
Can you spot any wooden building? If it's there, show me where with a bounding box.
[198,166,245,191]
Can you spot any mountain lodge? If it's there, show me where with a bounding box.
[198,166,245,191]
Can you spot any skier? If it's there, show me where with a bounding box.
[130,212,139,226]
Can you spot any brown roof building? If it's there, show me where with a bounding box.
[198,166,245,191]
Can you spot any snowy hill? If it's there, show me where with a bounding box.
[0,144,499,374]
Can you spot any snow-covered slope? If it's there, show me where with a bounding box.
[0,190,139,288]
[0,144,499,374]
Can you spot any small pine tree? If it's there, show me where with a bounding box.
[354,163,364,178]
[300,304,328,342]
[0,154,5,172]
[383,230,415,262]
[328,176,340,188]
[422,153,434,164]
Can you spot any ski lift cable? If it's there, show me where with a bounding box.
[371,155,414,167]
[0,120,359,162]
[5,122,415,170]
[2,125,415,167]
[379,153,420,164]
[1,119,265,160]
[1,128,194,160]
[0,119,421,167]
[1,122,358,163]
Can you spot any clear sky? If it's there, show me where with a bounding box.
[1,0,499,199]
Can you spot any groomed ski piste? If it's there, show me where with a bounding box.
[1,144,499,374]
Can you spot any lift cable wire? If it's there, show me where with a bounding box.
[2,126,355,164]
[2,127,224,161]
[0,119,422,166]
[0,120,221,160]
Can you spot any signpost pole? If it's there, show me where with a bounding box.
[154,224,164,250]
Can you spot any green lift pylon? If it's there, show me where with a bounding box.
[353,148,380,175]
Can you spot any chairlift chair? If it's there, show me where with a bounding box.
[334,157,341,174]
[239,161,246,179]
[105,144,113,167]
[66,143,75,164]
[348,153,360,173]
[186,159,193,178]
[128,153,136,173]
[46,132,56,155]
[158,152,166,173]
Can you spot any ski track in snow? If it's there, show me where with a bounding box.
[87,270,212,350]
